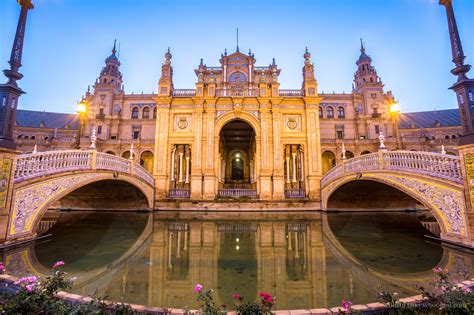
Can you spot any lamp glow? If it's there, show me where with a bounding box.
[389,102,400,114]
[76,101,87,114]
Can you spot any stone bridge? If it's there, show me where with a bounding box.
[1,150,155,245]
[320,150,471,247]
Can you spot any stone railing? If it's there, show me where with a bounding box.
[284,189,306,198]
[218,189,257,198]
[169,189,190,199]
[279,89,304,97]
[172,89,196,97]
[13,150,155,186]
[215,89,260,97]
[321,150,462,187]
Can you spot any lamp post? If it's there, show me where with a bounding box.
[389,101,401,149]
[76,100,87,149]
[0,0,34,149]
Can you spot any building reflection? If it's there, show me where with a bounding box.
[1,213,473,310]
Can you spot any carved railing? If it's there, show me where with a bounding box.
[215,89,260,97]
[169,189,190,199]
[218,189,257,198]
[279,89,304,97]
[14,150,155,186]
[285,189,306,198]
[321,150,462,187]
[172,89,196,97]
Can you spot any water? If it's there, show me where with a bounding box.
[2,211,473,310]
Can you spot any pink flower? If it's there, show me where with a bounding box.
[14,277,28,285]
[341,299,353,310]
[432,267,443,274]
[194,283,203,293]
[232,293,240,299]
[463,287,471,293]
[0,263,5,273]
[259,292,273,303]
[25,284,35,292]
[52,261,65,268]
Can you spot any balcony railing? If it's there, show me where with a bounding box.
[279,89,304,97]
[169,189,190,199]
[215,89,260,97]
[95,113,106,120]
[172,89,196,97]
[285,189,306,199]
[218,189,257,198]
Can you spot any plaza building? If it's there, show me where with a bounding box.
[13,43,463,201]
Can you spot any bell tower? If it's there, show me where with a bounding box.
[95,40,123,93]
[302,47,318,97]
[158,48,173,96]
[353,40,382,93]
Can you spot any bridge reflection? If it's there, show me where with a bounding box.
[1,212,472,310]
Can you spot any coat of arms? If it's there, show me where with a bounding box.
[177,117,188,130]
[287,117,298,130]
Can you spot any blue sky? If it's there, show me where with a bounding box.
[1,0,473,114]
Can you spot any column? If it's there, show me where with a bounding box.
[185,156,190,184]
[292,152,297,182]
[170,146,176,181]
[178,152,183,182]
[300,148,304,182]
[285,157,290,183]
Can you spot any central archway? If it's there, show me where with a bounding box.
[219,119,256,189]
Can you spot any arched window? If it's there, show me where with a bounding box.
[319,106,323,118]
[229,71,247,82]
[445,135,450,139]
[153,107,157,119]
[31,135,36,140]
[326,107,334,118]
[337,107,345,119]
[131,107,139,119]
[451,135,456,139]
[142,107,150,119]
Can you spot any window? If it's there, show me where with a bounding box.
[336,130,344,139]
[327,107,334,118]
[131,107,139,119]
[99,108,104,115]
[319,107,323,118]
[375,125,380,134]
[97,126,102,134]
[229,71,247,82]
[337,107,345,119]
[153,107,157,119]
[142,107,150,119]
[31,136,35,140]
[133,130,140,139]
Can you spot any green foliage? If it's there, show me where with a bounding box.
[379,268,474,314]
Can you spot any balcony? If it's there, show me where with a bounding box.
[218,189,257,199]
[285,189,306,199]
[95,113,106,120]
[371,113,382,118]
[172,89,196,97]
[279,89,304,97]
[169,189,190,199]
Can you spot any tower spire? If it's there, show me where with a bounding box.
[112,39,117,55]
[236,28,239,52]
[360,38,365,53]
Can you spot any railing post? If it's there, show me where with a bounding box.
[130,161,134,176]
[341,159,347,175]
[378,150,386,170]
[91,151,97,170]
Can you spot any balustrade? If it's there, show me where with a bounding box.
[14,150,155,186]
[279,89,304,97]
[284,189,306,198]
[172,89,196,97]
[218,189,257,198]
[321,150,462,187]
[169,189,190,199]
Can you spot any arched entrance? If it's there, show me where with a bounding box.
[321,151,336,175]
[219,120,256,190]
[140,151,154,173]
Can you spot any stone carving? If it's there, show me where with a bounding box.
[284,115,301,131]
[174,115,191,131]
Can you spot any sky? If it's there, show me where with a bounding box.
[1,0,473,114]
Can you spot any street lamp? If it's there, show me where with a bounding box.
[389,101,401,149]
[76,100,87,149]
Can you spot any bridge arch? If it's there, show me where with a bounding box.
[320,151,470,246]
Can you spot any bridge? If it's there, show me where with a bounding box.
[0,149,473,248]
[2,150,155,245]
[321,150,470,246]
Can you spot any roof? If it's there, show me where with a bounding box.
[16,109,79,130]
[398,109,461,129]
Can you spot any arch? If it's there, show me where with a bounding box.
[321,151,336,175]
[344,150,354,159]
[105,150,116,155]
[153,107,157,119]
[142,107,151,119]
[215,111,261,137]
[122,151,131,159]
[229,71,247,82]
[321,173,468,242]
[9,172,154,239]
[140,150,154,173]
[131,107,139,119]
[318,106,323,119]
[337,106,345,119]
[360,150,371,155]
[326,106,334,119]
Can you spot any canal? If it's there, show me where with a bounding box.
[1,211,473,310]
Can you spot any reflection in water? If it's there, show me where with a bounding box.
[1,211,473,310]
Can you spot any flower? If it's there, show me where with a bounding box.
[232,293,240,299]
[0,263,5,273]
[52,261,65,268]
[194,283,203,293]
[259,292,273,303]
[25,284,35,292]
[341,299,353,310]
[463,287,471,293]
[432,267,443,274]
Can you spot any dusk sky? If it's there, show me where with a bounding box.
[1,0,473,114]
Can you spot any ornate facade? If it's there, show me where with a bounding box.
[13,42,463,201]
